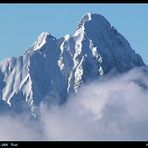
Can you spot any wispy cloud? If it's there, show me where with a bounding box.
[0,67,148,141]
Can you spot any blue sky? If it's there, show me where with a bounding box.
[0,4,148,64]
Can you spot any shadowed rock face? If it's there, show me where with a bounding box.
[0,13,145,117]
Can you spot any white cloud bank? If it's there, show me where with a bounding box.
[0,67,148,141]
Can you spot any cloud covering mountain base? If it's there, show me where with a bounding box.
[0,67,148,141]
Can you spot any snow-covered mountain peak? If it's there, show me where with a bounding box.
[79,12,92,24]
[75,12,112,41]
[77,12,92,30]
[0,12,146,118]
[31,32,55,51]
[64,34,71,41]
[77,12,110,29]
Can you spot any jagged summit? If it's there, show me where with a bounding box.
[77,12,111,30]
[78,12,92,26]
[32,32,56,51]
[24,31,56,54]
